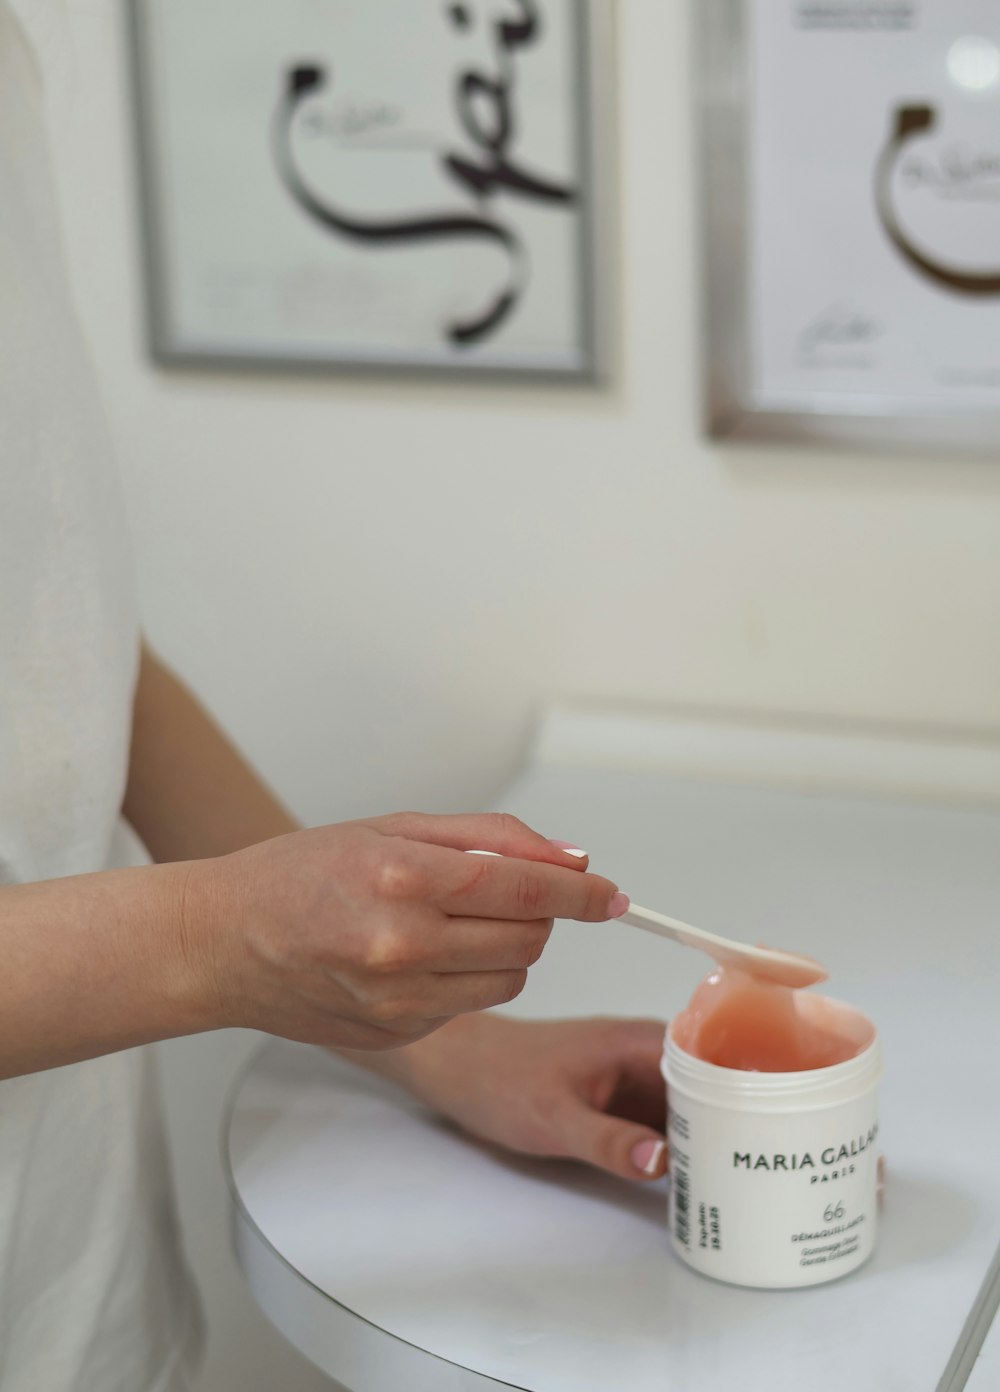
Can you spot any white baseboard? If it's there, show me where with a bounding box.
[532,704,1000,808]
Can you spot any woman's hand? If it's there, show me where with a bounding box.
[345,1013,669,1183]
[185,812,628,1051]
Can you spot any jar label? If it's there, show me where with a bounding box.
[667,1090,880,1288]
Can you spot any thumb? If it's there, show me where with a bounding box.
[556,1101,668,1183]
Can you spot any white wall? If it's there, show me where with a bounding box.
[51,0,1000,835]
[39,2,1000,1388]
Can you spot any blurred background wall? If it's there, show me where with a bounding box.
[37,1,1000,1388]
[50,0,1000,834]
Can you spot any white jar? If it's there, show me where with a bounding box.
[662,1010,882,1289]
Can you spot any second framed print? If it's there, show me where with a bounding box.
[700,0,1000,452]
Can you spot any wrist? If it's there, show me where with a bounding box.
[343,1013,502,1103]
[161,857,240,1033]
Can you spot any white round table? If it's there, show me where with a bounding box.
[225,738,1000,1392]
[226,1038,670,1391]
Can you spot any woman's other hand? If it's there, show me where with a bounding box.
[346,1012,669,1182]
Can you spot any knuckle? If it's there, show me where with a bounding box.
[515,872,546,917]
[458,854,492,896]
[520,940,544,970]
[593,1121,622,1168]
[376,811,420,834]
[585,876,612,921]
[491,811,529,842]
[365,928,415,974]
[367,993,407,1025]
[499,969,529,1005]
[374,854,426,903]
[519,922,553,968]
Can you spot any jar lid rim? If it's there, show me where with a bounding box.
[663,1026,883,1106]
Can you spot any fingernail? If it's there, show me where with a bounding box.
[608,891,630,918]
[465,849,502,857]
[549,840,588,859]
[631,1138,666,1176]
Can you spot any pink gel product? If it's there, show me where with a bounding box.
[671,966,874,1074]
[662,965,882,1289]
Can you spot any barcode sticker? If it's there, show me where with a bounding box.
[672,1155,691,1249]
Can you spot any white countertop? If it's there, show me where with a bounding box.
[227,715,1000,1391]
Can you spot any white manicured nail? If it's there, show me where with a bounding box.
[645,1141,666,1175]
[631,1138,667,1176]
[549,840,589,858]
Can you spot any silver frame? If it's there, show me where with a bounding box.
[697,0,1000,455]
[127,0,605,385]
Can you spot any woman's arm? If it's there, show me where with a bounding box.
[123,643,298,859]
[0,646,296,1078]
[0,644,623,1079]
[121,650,667,1183]
[0,861,211,1077]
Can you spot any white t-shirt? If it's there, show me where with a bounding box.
[0,5,202,1388]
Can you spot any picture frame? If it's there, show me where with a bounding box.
[128,0,601,381]
[698,0,1000,453]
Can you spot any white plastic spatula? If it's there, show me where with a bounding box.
[464,852,826,988]
[619,904,827,989]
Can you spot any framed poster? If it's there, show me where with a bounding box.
[129,1,598,379]
[699,0,1000,451]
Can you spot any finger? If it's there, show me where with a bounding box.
[356,971,530,1028]
[370,811,590,871]
[599,1020,671,1131]
[414,969,533,1016]
[606,1074,668,1133]
[554,1099,668,1182]
[432,847,626,923]
[598,1018,671,1074]
[411,917,554,973]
